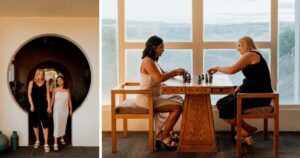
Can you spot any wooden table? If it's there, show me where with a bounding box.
[160,75,235,152]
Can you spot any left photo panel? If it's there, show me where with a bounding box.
[0,0,99,157]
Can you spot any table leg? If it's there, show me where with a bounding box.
[177,94,217,152]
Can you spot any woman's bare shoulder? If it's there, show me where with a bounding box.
[142,57,155,66]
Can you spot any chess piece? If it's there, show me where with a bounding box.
[205,74,208,83]
[186,73,191,83]
[198,75,202,84]
[208,73,213,83]
[182,72,187,83]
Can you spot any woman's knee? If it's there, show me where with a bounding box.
[173,105,182,114]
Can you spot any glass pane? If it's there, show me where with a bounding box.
[125,0,192,42]
[204,49,270,104]
[203,49,270,86]
[204,0,271,41]
[126,50,192,82]
[278,0,296,104]
[102,0,118,105]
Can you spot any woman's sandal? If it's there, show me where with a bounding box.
[33,141,40,149]
[235,135,254,145]
[157,130,180,142]
[60,138,66,145]
[170,132,180,142]
[53,144,59,152]
[155,137,178,151]
[44,144,50,153]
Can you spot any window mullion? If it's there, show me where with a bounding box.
[295,0,300,102]
[271,0,278,90]
[193,0,202,75]
[118,0,125,84]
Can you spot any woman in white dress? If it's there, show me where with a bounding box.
[50,76,72,151]
[136,35,185,150]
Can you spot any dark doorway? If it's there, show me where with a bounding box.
[8,35,91,146]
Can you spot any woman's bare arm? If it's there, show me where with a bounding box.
[27,81,34,112]
[209,52,259,74]
[68,89,73,116]
[142,57,185,82]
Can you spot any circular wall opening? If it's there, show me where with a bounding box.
[8,35,91,145]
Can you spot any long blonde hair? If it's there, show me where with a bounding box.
[238,36,258,51]
[33,68,45,81]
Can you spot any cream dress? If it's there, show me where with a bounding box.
[53,91,69,137]
[136,62,183,136]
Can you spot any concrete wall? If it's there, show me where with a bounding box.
[0,17,99,146]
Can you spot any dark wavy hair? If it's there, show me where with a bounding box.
[56,75,67,89]
[142,35,163,61]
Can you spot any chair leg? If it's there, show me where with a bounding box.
[236,118,242,157]
[264,118,268,140]
[111,117,117,153]
[149,117,154,152]
[123,118,128,138]
[274,116,279,155]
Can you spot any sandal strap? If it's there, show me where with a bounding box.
[170,133,179,138]
[162,137,177,147]
[34,141,40,148]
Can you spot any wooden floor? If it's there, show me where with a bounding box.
[102,131,300,158]
[1,146,99,158]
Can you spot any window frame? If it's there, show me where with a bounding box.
[118,0,278,90]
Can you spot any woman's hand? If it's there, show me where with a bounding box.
[69,110,73,117]
[174,68,186,76]
[208,67,219,74]
[30,105,34,112]
[47,107,52,113]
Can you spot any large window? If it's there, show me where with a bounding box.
[278,0,296,103]
[102,0,117,104]
[125,50,192,82]
[204,49,270,85]
[102,0,299,105]
[125,0,192,41]
[204,0,271,41]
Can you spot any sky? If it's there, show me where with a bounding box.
[102,0,295,24]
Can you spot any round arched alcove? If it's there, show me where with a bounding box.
[8,35,91,145]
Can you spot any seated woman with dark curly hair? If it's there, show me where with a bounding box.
[136,35,185,150]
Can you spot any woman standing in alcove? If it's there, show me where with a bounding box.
[50,76,73,152]
[28,68,52,152]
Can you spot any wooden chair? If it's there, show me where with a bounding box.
[236,92,279,157]
[111,82,154,153]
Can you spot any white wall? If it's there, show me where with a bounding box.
[0,17,99,146]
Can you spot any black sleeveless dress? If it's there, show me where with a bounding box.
[216,51,273,119]
[30,81,49,128]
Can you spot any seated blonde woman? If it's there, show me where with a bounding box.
[136,35,185,150]
[208,36,273,145]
